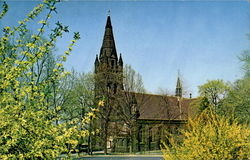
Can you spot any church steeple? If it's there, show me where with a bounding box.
[118,53,123,67]
[175,72,182,97]
[95,54,99,65]
[94,54,99,73]
[95,13,124,95]
[99,15,118,62]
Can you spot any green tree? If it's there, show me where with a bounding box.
[240,50,250,77]
[60,71,97,154]
[62,72,95,122]
[223,78,250,124]
[198,79,230,109]
[222,52,250,124]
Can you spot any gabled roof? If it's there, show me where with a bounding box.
[133,93,196,121]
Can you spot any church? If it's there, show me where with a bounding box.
[93,15,196,152]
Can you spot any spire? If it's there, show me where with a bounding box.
[94,55,99,73]
[106,15,112,28]
[95,54,99,66]
[118,53,123,66]
[99,14,118,60]
[175,71,182,97]
[106,10,112,28]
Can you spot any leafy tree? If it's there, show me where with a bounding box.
[61,71,96,154]
[114,64,146,153]
[123,64,145,93]
[198,79,230,109]
[221,52,250,124]
[161,109,250,160]
[240,50,250,77]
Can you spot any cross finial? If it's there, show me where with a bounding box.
[108,10,111,16]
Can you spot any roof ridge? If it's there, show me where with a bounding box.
[124,91,197,100]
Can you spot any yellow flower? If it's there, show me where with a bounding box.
[15,60,20,65]
[64,51,70,55]
[32,34,40,41]
[4,26,10,31]
[24,18,29,22]
[37,28,44,33]
[98,100,104,107]
[61,71,70,78]
[69,139,78,145]
[87,112,94,117]
[27,72,32,76]
[56,63,63,67]
[5,73,12,80]
[1,37,8,41]
[91,108,99,112]
[95,129,100,133]
[38,20,46,24]
[56,106,61,110]
[61,55,67,61]
[39,46,46,52]
[26,43,36,49]
[18,21,25,25]
[84,117,91,123]
[55,136,63,142]
[68,47,72,51]
[37,52,43,58]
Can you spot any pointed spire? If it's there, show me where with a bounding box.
[118,53,123,66]
[176,76,182,90]
[94,55,99,73]
[106,15,112,28]
[95,54,99,65]
[106,10,112,28]
[175,71,182,97]
[99,14,117,60]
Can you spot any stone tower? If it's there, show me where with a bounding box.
[94,15,123,97]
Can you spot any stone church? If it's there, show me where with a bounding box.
[93,15,196,152]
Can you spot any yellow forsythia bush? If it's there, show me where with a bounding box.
[0,0,95,159]
[161,109,250,160]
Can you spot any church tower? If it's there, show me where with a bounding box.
[175,73,182,97]
[95,15,123,97]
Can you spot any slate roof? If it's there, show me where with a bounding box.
[133,93,196,121]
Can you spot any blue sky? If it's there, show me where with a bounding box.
[1,1,249,97]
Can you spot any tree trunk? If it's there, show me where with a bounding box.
[87,132,92,155]
[87,117,93,155]
[137,125,141,152]
[103,123,108,154]
[129,134,133,153]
